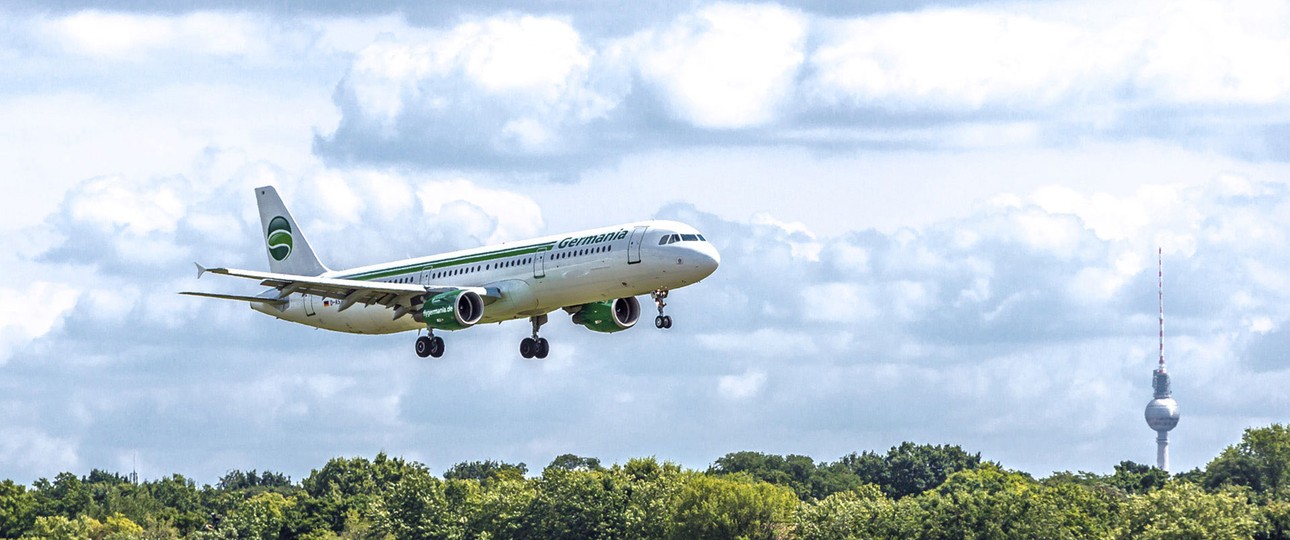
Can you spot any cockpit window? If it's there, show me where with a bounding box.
[659,233,708,245]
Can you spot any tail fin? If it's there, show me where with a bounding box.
[255,186,330,276]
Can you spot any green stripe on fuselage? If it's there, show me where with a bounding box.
[338,242,556,281]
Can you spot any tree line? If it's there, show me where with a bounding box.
[3,424,1290,539]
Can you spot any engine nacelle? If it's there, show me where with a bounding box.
[571,297,640,333]
[420,290,484,330]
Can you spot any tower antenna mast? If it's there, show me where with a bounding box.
[1145,247,1180,471]
[1159,247,1165,371]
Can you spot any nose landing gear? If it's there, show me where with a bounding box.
[520,314,550,359]
[415,332,445,358]
[652,289,672,329]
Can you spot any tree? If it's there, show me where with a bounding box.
[1257,499,1290,540]
[213,492,295,540]
[1106,461,1171,495]
[372,473,463,540]
[142,474,205,535]
[1116,481,1257,539]
[546,454,604,473]
[24,515,98,540]
[217,470,293,492]
[668,473,797,540]
[904,465,1052,539]
[442,461,527,483]
[1206,424,1290,500]
[872,463,1125,539]
[32,473,92,520]
[100,512,146,539]
[0,479,36,538]
[301,453,428,535]
[837,442,985,500]
[796,484,896,540]
[615,458,685,539]
[709,451,861,501]
[518,468,627,539]
[463,475,536,539]
[1041,480,1126,538]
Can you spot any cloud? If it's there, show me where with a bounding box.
[806,9,1093,112]
[315,14,625,171]
[35,10,297,62]
[0,282,79,364]
[632,3,807,128]
[0,427,79,474]
[718,369,767,400]
[312,0,1290,171]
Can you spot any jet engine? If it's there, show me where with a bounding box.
[420,290,484,330]
[570,297,640,333]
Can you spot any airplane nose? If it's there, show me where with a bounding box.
[692,243,720,276]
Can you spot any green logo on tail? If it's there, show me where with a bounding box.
[267,216,293,261]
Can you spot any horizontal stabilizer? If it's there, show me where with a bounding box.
[179,291,288,306]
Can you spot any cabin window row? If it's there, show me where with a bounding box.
[554,245,611,260]
[428,257,533,280]
[377,255,543,283]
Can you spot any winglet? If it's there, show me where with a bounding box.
[194,262,208,279]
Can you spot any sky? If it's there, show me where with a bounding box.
[4,0,1290,485]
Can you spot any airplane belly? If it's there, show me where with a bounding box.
[336,303,421,334]
[479,279,539,322]
[259,296,419,334]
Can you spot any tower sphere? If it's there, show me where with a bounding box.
[1145,396,1180,432]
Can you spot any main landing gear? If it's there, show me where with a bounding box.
[520,314,550,359]
[652,289,673,329]
[415,332,445,358]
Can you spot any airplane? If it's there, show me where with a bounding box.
[181,186,720,358]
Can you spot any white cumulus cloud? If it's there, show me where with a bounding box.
[633,2,807,128]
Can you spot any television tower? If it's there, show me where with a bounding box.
[1144,248,1180,471]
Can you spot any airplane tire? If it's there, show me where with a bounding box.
[535,338,550,359]
[655,316,665,329]
[520,337,535,359]
[430,336,445,358]
[416,336,433,358]
[663,316,672,329]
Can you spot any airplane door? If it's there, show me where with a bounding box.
[627,226,648,264]
[304,294,316,317]
[533,251,546,279]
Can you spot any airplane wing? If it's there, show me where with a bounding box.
[181,263,497,319]
[178,291,288,307]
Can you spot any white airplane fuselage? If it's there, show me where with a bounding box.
[253,220,720,334]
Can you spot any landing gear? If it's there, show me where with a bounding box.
[520,337,549,359]
[520,315,550,359]
[415,333,445,358]
[651,289,672,329]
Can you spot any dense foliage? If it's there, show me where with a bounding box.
[5,425,1290,539]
